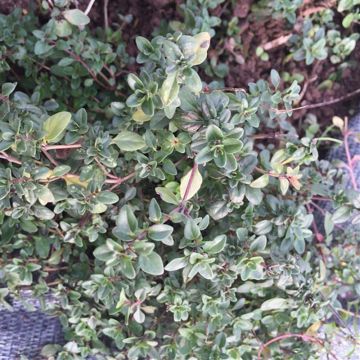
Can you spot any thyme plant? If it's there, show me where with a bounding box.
[0,2,359,360]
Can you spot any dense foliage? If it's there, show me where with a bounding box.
[0,1,360,359]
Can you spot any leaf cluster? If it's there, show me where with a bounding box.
[0,2,359,360]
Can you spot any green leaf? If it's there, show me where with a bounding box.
[43,112,72,144]
[34,41,53,55]
[223,138,243,154]
[136,36,153,54]
[160,71,180,106]
[21,220,37,233]
[52,165,71,177]
[195,147,213,164]
[95,191,119,205]
[112,131,146,151]
[105,239,124,256]
[126,94,143,108]
[155,187,179,205]
[234,318,253,332]
[203,235,226,254]
[91,202,107,214]
[139,252,164,276]
[343,13,355,28]
[337,0,353,12]
[324,211,334,236]
[47,249,62,265]
[35,236,51,258]
[116,288,128,309]
[149,198,162,222]
[250,174,269,188]
[294,237,305,254]
[133,308,145,323]
[41,344,62,357]
[245,187,263,205]
[141,97,154,116]
[127,74,144,90]
[133,241,154,256]
[206,124,223,142]
[148,224,173,241]
[207,200,230,220]
[179,166,202,201]
[198,263,214,280]
[185,69,202,94]
[165,257,188,271]
[55,19,72,37]
[63,9,90,26]
[279,178,289,195]
[270,69,281,88]
[113,205,138,241]
[163,159,177,175]
[238,257,265,281]
[93,244,114,262]
[332,206,351,224]
[58,57,74,67]
[261,298,289,311]
[33,205,54,220]
[119,206,138,233]
[35,186,55,205]
[249,235,267,252]
[184,219,201,240]
[254,220,272,235]
[2,82,17,96]
[121,257,136,279]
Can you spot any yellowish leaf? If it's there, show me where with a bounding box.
[160,71,179,106]
[288,175,302,190]
[305,321,322,336]
[332,116,344,131]
[43,111,72,144]
[63,174,88,188]
[132,107,152,123]
[180,166,202,201]
[190,32,211,66]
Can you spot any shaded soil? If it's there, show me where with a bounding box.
[2,0,360,125]
[0,0,30,14]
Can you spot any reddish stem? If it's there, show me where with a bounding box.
[306,204,324,242]
[257,333,339,360]
[95,157,118,179]
[41,147,58,166]
[0,151,22,165]
[105,171,136,191]
[311,196,332,202]
[63,48,115,91]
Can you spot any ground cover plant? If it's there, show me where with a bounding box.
[1,0,360,359]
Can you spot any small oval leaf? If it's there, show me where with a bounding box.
[112,131,146,151]
[43,111,72,144]
[250,174,269,189]
[63,9,90,26]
